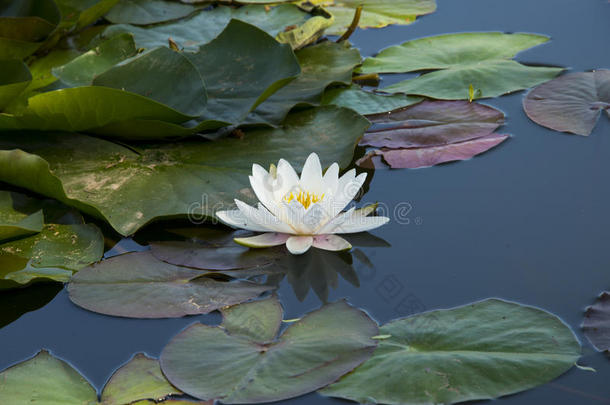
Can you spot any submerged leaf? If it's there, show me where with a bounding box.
[296,0,436,35]
[321,299,581,404]
[68,251,272,318]
[160,298,379,403]
[523,70,610,136]
[583,291,610,352]
[0,106,368,236]
[360,32,562,99]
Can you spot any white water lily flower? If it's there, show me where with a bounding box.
[216,153,390,255]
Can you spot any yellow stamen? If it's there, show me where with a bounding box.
[283,190,324,209]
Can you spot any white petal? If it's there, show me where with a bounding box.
[315,207,356,235]
[322,163,340,195]
[299,152,324,195]
[234,232,290,248]
[215,209,269,232]
[333,216,390,234]
[276,158,300,197]
[286,235,313,255]
[249,175,281,216]
[282,200,311,234]
[313,234,352,251]
[235,199,293,233]
[251,163,269,180]
[329,172,367,218]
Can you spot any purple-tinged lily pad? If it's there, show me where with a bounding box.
[68,251,272,318]
[358,134,509,169]
[583,291,610,352]
[523,70,610,136]
[362,100,505,148]
[160,297,378,403]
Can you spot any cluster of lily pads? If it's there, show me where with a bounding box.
[0,0,609,404]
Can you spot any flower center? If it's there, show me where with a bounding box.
[283,190,324,209]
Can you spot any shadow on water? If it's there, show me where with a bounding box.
[0,283,62,330]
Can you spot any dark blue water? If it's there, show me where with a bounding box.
[1,0,609,403]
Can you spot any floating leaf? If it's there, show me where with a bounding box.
[296,0,436,35]
[0,1,60,42]
[0,191,43,242]
[101,353,182,405]
[359,133,509,169]
[220,295,284,343]
[359,32,562,99]
[321,84,422,115]
[246,41,361,125]
[102,4,309,52]
[0,60,31,110]
[104,0,198,25]
[21,48,81,91]
[160,298,378,403]
[0,350,98,404]
[68,251,272,318]
[55,0,121,31]
[52,33,137,87]
[0,223,104,289]
[583,291,610,352]
[321,299,581,404]
[276,8,334,50]
[0,106,368,236]
[362,100,505,148]
[523,70,610,136]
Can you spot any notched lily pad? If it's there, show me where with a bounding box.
[160,297,379,403]
[357,100,508,169]
[67,251,273,318]
[583,291,610,352]
[523,70,610,136]
[321,299,581,405]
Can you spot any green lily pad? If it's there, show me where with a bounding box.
[275,8,334,50]
[220,296,284,343]
[320,299,581,404]
[52,33,137,87]
[247,41,361,125]
[101,353,182,405]
[0,350,97,404]
[184,19,299,127]
[359,32,563,99]
[0,191,43,242]
[0,0,60,42]
[55,0,121,31]
[160,298,379,403]
[296,0,436,35]
[0,59,31,110]
[0,222,104,289]
[22,48,81,91]
[523,70,610,136]
[0,37,41,60]
[104,0,198,25]
[68,251,272,318]
[102,4,309,52]
[0,106,368,236]
[321,84,422,115]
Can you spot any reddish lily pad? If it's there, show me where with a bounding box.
[523,70,610,136]
[67,251,272,318]
[582,291,610,352]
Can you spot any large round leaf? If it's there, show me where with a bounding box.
[360,32,563,99]
[583,291,610,352]
[0,350,97,404]
[296,0,437,35]
[0,59,31,110]
[104,0,198,25]
[246,41,361,125]
[320,299,581,404]
[0,106,368,236]
[523,70,610,136]
[160,298,379,403]
[68,251,273,318]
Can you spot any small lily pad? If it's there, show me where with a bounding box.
[104,0,199,25]
[160,297,378,403]
[583,291,610,352]
[321,299,581,404]
[321,84,422,115]
[523,70,610,136]
[0,191,43,242]
[68,251,273,318]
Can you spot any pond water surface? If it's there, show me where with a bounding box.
[1,0,609,404]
